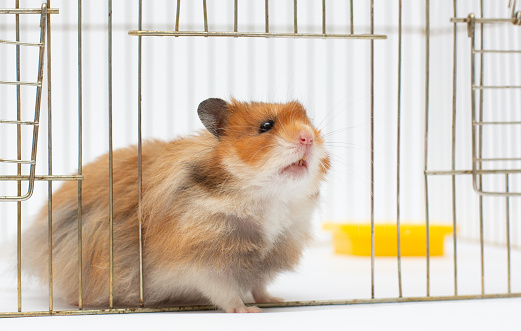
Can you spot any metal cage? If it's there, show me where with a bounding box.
[0,0,520,318]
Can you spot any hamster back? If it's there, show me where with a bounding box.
[23,98,330,313]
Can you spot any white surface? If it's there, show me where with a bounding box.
[0,298,519,331]
[1,241,520,330]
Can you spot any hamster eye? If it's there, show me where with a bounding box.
[259,120,275,133]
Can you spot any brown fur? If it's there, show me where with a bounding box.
[23,99,330,312]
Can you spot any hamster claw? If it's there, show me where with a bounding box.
[225,306,263,313]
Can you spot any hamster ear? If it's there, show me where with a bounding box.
[197,98,229,139]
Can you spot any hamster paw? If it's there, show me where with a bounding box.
[225,306,262,313]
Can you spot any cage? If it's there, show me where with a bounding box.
[0,0,520,318]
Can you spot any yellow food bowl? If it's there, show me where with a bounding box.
[322,222,454,257]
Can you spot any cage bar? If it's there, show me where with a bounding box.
[424,0,431,297]
[451,17,518,24]
[108,0,115,310]
[474,121,521,125]
[77,0,84,310]
[505,174,511,293]
[175,0,180,32]
[203,0,208,33]
[128,31,386,39]
[322,0,326,35]
[137,0,145,308]
[451,0,458,296]
[47,0,54,312]
[16,0,22,312]
[234,0,238,33]
[473,85,521,89]
[294,0,297,33]
[0,119,39,125]
[2,293,521,318]
[474,49,521,53]
[0,159,35,164]
[265,0,269,33]
[427,169,521,176]
[350,0,354,34]
[370,0,375,300]
[0,80,42,86]
[396,0,403,299]
[0,39,43,46]
[0,8,58,14]
[0,175,83,181]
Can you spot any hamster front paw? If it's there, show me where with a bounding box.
[225,306,263,313]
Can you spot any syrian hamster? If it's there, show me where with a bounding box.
[23,98,330,313]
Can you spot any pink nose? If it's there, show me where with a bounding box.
[299,131,314,145]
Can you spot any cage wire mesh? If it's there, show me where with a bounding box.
[0,0,520,317]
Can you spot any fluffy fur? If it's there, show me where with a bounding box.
[23,98,330,313]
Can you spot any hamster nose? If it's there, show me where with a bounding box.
[299,131,314,145]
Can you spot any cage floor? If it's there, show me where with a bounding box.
[1,240,520,330]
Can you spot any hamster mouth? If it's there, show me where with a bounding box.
[280,155,308,178]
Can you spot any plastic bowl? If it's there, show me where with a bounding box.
[322,222,454,257]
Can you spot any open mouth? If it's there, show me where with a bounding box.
[280,155,308,177]
[291,158,307,168]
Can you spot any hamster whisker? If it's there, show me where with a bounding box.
[246,144,279,165]
[321,127,354,138]
[323,142,371,152]
[275,110,289,137]
[315,93,373,132]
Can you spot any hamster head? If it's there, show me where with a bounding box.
[198,98,330,198]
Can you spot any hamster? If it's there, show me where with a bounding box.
[23,98,330,313]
